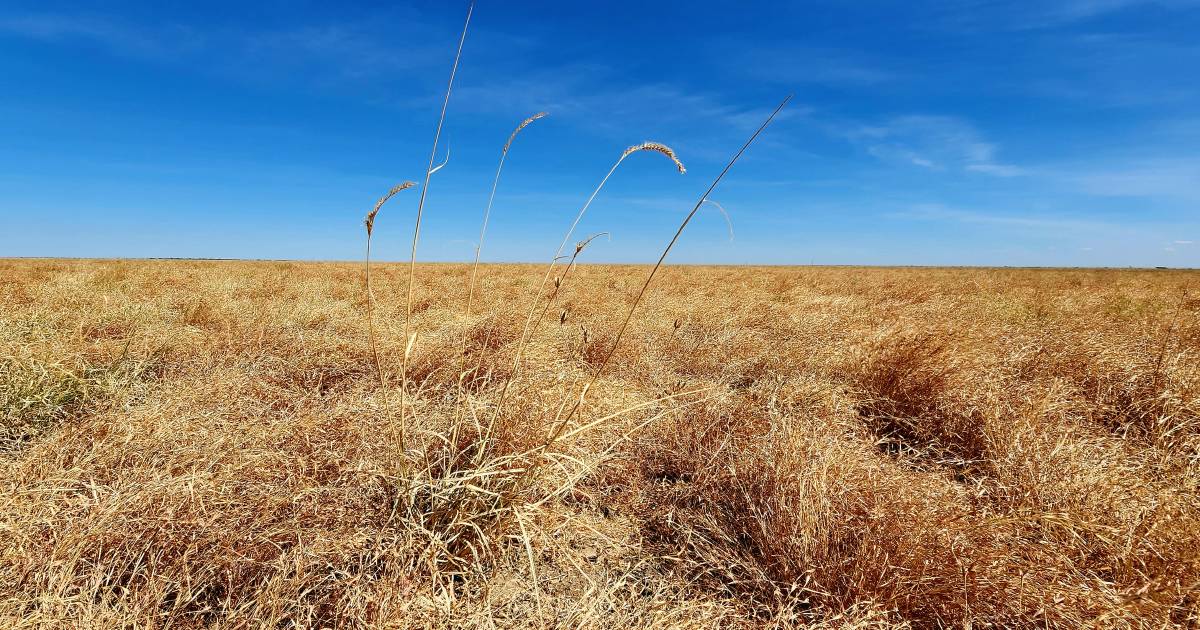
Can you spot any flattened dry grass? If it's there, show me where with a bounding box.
[1,261,1198,628]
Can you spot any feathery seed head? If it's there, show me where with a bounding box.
[503,112,548,154]
[621,142,686,174]
[365,181,417,235]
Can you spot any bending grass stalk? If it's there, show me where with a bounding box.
[507,385,717,501]
[523,232,609,362]
[474,238,598,362]
[400,0,473,453]
[456,112,548,409]
[364,182,417,406]
[477,232,608,453]
[514,510,545,626]
[488,142,686,428]
[536,232,610,327]
[702,199,736,242]
[544,95,792,448]
[526,387,719,510]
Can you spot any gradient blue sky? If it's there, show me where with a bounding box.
[1,1,1197,266]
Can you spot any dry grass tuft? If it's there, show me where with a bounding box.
[1,353,156,453]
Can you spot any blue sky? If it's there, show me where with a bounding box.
[1,0,1197,266]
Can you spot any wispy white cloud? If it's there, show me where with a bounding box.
[1062,158,1200,201]
[867,145,936,169]
[1175,240,1195,244]
[935,0,1200,31]
[0,13,115,39]
[1028,33,1200,108]
[0,9,455,88]
[450,73,810,163]
[845,115,1023,176]
[967,163,1026,177]
[727,44,896,86]
[1042,0,1200,22]
[455,74,805,130]
[893,203,1117,232]
[239,22,439,80]
[0,13,202,57]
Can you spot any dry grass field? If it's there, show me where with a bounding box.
[1,258,1198,628]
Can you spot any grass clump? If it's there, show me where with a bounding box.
[0,355,154,453]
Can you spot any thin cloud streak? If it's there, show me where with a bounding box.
[893,203,1124,234]
[1061,158,1200,201]
[842,115,1023,177]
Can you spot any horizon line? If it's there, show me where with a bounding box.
[2,256,1196,271]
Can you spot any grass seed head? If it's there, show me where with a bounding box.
[503,111,548,154]
[365,181,417,236]
[622,141,686,174]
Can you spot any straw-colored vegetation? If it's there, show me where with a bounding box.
[3,4,1198,627]
[1,258,1197,627]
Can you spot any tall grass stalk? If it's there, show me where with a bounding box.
[544,95,791,447]
[702,199,736,242]
[487,142,686,428]
[400,0,473,454]
[527,232,608,349]
[364,182,416,410]
[456,112,547,410]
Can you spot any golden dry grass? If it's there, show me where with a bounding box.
[2,258,1198,628]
